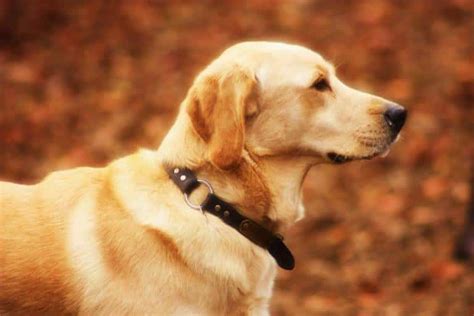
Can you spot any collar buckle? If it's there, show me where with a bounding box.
[183,179,214,211]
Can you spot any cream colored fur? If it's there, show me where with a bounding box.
[0,41,402,315]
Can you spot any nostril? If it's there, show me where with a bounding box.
[384,105,407,133]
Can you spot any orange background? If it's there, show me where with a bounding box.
[1,1,473,314]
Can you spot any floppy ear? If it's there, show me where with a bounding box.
[187,65,257,170]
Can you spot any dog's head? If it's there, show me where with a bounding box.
[187,42,406,169]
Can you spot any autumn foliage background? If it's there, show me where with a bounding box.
[0,1,473,315]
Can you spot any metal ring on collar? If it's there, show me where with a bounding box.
[183,179,214,210]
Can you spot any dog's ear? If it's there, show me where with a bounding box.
[187,65,258,170]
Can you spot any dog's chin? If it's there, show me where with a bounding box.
[326,148,391,164]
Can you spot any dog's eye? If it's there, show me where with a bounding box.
[312,78,331,92]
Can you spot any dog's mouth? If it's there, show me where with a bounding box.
[327,148,390,164]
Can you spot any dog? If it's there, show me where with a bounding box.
[0,41,406,315]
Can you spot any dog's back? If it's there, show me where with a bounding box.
[0,167,103,314]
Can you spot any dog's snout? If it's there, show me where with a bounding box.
[384,104,407,134]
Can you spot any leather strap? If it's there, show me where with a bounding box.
[167,167,295,270]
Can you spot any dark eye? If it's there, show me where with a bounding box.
[312,77,331,91]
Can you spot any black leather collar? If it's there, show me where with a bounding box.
[166,167,295,270]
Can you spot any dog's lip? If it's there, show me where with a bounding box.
[327,152,354,164]
[327,149,389,164]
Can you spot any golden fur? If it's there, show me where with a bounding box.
[0,41,403,315]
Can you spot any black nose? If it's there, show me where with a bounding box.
[384,104,407,134]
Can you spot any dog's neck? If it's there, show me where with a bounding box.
[254,155,310,229]
[158,113,311,232]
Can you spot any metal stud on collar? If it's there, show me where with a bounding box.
[183,179,214,210]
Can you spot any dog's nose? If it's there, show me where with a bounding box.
[384,104,407,134]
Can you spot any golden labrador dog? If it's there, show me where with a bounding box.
[0,41,406,315]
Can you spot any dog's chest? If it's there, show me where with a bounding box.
[77,261,276,315]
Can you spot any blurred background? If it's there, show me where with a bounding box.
[0,0,473,315]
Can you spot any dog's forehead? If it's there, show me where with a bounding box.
[223,42,331,88]
[225,41,325,61]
